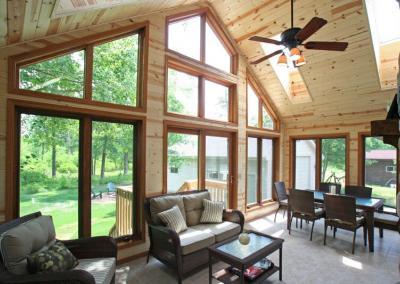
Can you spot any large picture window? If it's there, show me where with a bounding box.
[166,126,235,208]
[292,136,348,190]
[11,23,147,110]
[167,10,234,73]
[12,104,144,242]
[247,136,275,207]
[362,136,397,208]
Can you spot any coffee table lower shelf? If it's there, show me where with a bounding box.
[212,266,280,284]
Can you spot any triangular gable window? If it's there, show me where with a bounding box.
[247,80,276,130]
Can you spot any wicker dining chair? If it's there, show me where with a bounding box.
[324,194,367,254]
[344,185,372,198]
[273,181,289,222]
[289,189,325,241]
[374,192,400,237]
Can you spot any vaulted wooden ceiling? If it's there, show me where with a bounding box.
[1,0,396,124]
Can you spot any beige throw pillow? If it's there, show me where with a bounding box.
[200,199,224,223]
[158,205,188,233]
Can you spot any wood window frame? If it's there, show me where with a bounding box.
[8,22,149,112]
[165,7,238,75]
[164,56,237,125]
[163,120,238,209]
[358,132,400,207]
[6,99,146,248]
[246,72,280,133]
[245,132,280,211]
[289,134,350,190]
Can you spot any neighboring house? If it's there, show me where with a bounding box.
[365,150,396,186]
[295,140,316,190]
[168,137,273,201]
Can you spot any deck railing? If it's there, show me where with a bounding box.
[109,185,133,238]
[178,179,228,207]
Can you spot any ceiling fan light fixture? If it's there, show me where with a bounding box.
[290,47,301,60]
[295,54,306,66]
[277,53,287,65]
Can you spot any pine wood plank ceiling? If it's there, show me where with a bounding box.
[1,0,394,122]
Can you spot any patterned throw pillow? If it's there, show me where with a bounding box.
[158,205,188,233]
[27,241,78,273]
[200,199,224,223]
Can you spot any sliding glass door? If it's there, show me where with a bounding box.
[166,129,234,208]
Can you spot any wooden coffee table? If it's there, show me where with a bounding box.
[208,230,284,284]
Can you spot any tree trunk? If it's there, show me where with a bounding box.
[124,152,129,175]
[100,137,108,179]
[92,157,96,176]
[52,143,57,177]
[67,133,73,155]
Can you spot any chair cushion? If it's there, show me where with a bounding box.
[27,241,78,273]
[179,228,215,255]
[183,191,211,226]
[356,216,365,226]
[314,208,325,217]
[158,205,188,233]
[200,199,224,224]
[0,215,56,275]
[74,258,116,284]
[280,199,288,206]
[150,195,186,225]
[374,212,399,225]
[191,221,241,242]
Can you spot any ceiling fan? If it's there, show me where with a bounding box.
[249,0,349,66]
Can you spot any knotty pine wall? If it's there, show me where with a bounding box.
[0,3,281,261]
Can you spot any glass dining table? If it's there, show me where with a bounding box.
[286,190,384,252]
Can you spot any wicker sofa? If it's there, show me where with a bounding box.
[144,190,244,283]
[0,212,117,284]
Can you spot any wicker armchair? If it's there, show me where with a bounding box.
[144,190,244,284]
[374,192,400,237]
[0,212,117,284]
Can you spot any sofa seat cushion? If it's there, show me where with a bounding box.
[179,228,215,255]
[374,212,399,225]
[74,258,115,284]
[150,195,186,225]
[191,221,241,242]
[0,215,56,275]
[183,191,211,226]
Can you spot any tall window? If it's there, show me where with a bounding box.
[363,136,397,208]
[293,137,347,190]
[12,25,146,109]
[20,114,80,240]
[166,128,233,208]
[247,80,276,130]
[247,136,274,207]
[167,11,234,73]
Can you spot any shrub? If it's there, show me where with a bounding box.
[20,171,47,186]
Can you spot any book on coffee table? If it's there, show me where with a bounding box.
[228,258,274,281]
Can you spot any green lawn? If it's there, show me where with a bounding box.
[20,172,132,240]
[368,184,397,208]
[20,189,116,240]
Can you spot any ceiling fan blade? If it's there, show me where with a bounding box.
[304,41,348,51]
[251,50,282,64]
[295,17,327,42]
[249,36,282,45]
